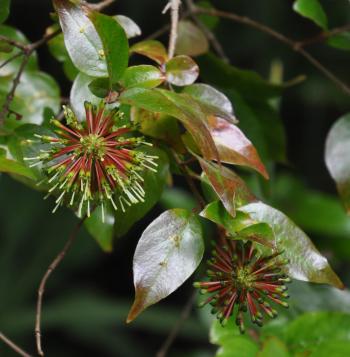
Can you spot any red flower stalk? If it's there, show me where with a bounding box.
[194,238,291,333]
[25,101,157,219]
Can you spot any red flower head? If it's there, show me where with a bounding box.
[194,238,290,333]
[25,101,157,220]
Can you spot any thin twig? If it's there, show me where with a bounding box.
[194,6,350,96]
[35,217,86,356]
[156,291,197,357]
[0,35,26,50]
[0,51,23,70]
[166,0,181,59]
[185,0,229,62]
[296,23,350,47]
[0,332,33,357]
[88,0,116,11]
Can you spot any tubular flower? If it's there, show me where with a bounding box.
[25,101,157,219]
[194,238,291,333]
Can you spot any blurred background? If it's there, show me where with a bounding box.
[1,0,350,356]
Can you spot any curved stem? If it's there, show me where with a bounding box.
[35,217,86,356]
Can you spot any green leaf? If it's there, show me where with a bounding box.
[198,157,255,216]
[53,0,107,77]
[131,109,183,151]
[257,337,290,357]
[309,340,350,357]
[114,146,169,238]
[197,1,219,29]
[160,188,197,211]
[210,320,258,357]
[175,20,209,57]
[114,15,141,39]
[0,157,36,180]
[239,202,344,288]
[70,72,118,121]
[327,32,350,51]
[121,65,164,89]
[200,201,275,248]
[165,55,199,86]
[119,88,219,161]
[0,25,38,76]
[84,204,115,252]
[127,208,204,322]
[285,312,350,353]
[325,113,350,214]
[89,11,129,84]
[293,0,328,30]
[130,40,168,65]
[0,70,60,128]
[0,0,10,24]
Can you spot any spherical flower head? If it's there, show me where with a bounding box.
[25,101,158,220]
[194,238,291,333]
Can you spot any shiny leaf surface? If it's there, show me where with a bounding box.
[127,208,204,322]
[165,55,199,86]
[130,40,168,65]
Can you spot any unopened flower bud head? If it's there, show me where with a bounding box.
[194,238,291,333]
[25,101,158,221]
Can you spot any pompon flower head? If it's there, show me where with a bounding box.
[194,238,291,333]
[25,101,158,220]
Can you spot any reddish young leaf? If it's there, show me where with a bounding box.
[207,116,269,179]
[198,156,256,216]
[130,40,168,65]
[127,209,204,322]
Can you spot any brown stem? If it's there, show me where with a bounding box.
[0,35,27,50]
[167,0,182,59]
[35,217,86,356]
[0,332,33,357]
[0,51,23,70]
[88,0,116,11]
[185,0,229,62]
[156,291,197,357]
[194,6,350,96]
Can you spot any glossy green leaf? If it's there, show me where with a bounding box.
[325,113,350,214]
[119,88,219,160]
[114,146,169,238]
[89,11,129,84]
[293,0,328,30]
[70,72,118,121]
[258,337,290,357]
[309,340,350,357]
[239,202,344,288]
[175,20,209,57]
[88,77,112,98]
[198,157,255,216]
[327,32,350,51]
[0,70,60,128]
[165,55,199,86]
[285,312,350,353]
[121,65,164,89]
[127,208,204,322]
[200,201,275,248]
[53,0,107,77]
[183,83,233,118]
[84,204,115,252]
[160,188,197,211]
[130,40,168,65]
[0,157,36,180]
[0,25,38,76]
[114,15,141,39]
[0,0,10,24]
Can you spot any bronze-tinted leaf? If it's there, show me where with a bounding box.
[130,40,168,65]
[127,209,204,322]
[198,156,256,216]
[207,116,269,178]
[165,55,199,86]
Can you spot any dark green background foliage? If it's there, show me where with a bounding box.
[1,0,350,356]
